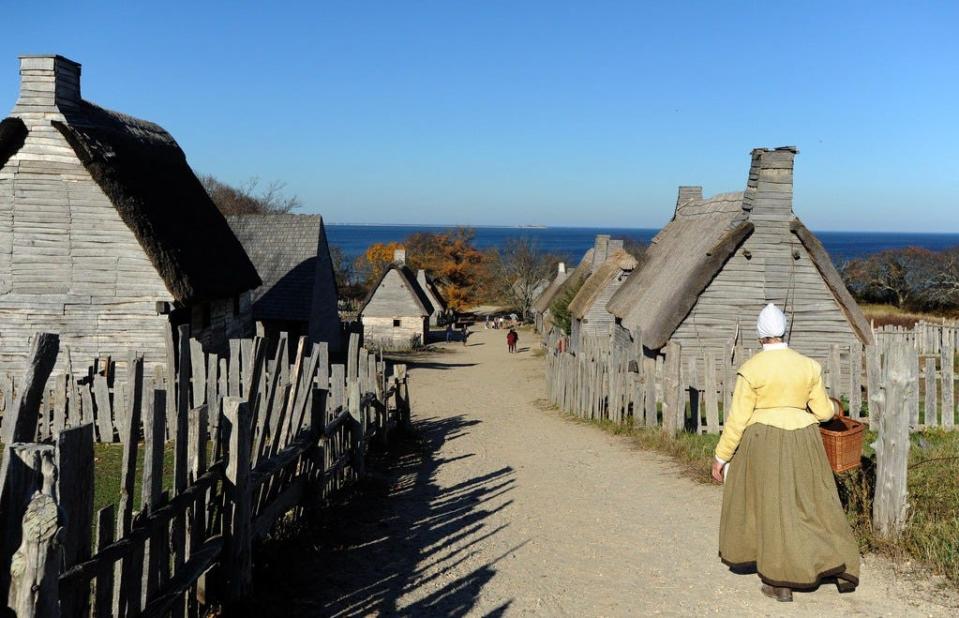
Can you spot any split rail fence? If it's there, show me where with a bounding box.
[0,328,411,617]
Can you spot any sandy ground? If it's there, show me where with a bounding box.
[247,327,959,617]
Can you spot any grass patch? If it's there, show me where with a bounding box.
[860,303,956,328]
[555,408,959,586]
[91,442,176,516]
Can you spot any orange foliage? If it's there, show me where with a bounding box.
[405,228,489,311]
[362,241,404,285]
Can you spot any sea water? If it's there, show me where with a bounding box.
[326,225,959,265]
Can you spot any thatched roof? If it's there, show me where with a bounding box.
[48,100,260,303]
[606,192,753,348]
[533,248,594,314]
[226,214,337,323]
[790,220,873,344]
[0,117,27,169]
[568,250,639,319]
[358,264,435,318]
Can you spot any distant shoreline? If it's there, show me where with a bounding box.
[325,222,955,235]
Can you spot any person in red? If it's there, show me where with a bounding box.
[506,328,518,353]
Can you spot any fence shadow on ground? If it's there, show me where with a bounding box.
[244,414,518,617]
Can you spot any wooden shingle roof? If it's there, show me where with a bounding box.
[227,214,336,323]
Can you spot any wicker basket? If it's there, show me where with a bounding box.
[819,397,865,473]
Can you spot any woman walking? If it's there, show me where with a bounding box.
[713,303,859,602]
[506,328,518,353]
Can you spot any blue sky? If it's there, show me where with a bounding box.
[2,1,956,231]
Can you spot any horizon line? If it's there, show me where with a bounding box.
[324,222,959,236]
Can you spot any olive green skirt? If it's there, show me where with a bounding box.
[719,423,860,589]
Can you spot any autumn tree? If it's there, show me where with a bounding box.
[199,174,302,215]
[403,228,488,311]
[354,241,405,287]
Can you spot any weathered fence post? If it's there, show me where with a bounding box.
[9,489,61,618]
[872,341,914,537]
[56,423,94,617]
[866,344,882,431]
[662,342,682,434]
[943,339,955,429]
[0,444,56,608]
[223,397,252,602]
[0,333,60,446]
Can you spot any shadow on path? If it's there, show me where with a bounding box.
[243,414,517,617]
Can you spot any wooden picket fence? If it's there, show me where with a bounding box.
[546,323,958,434]
[0,328,411,617]
[874,319,959,357]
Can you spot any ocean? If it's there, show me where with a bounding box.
[325,225,959,266]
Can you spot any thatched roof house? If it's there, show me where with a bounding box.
[568,249,639,348]
[607,147,871,364]
[358,249,435,350]
[532,261,567,328]
[533,235,624,339]
[0,55,259,374]
[227,214,342,353]
[416,269,447,326]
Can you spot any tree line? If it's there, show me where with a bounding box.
[841,246,959,313]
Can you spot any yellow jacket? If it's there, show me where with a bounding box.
[715,344,835,463]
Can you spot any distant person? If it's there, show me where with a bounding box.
[461,324,469,346]
[507,328,518,353]
[445,323,453,343]
[713,304,858,602]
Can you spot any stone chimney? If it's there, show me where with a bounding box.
[13,55,82,115]
[741,146,797,222]
[417,269,427,286]
[608,239,624,254]
[557,262,566,275]
[393,248,406,265]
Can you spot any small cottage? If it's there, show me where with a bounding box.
[568,249,639,351]
[416,268,447,326]
[227,214,343,354]
[533,234,623,338]
[358,249,434,350]
[531,261,567,333]
[0,55,260,375]
[606,147,872,367]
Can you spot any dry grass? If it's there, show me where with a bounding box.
[860,303,957,328]
[560,412,959,587]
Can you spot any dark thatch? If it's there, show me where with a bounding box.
[790,221,873,345]
[358,264,435,318]
[606,192,752,349]
[0,117,27,169]
[568,250,639,319]
[51,100,260,304]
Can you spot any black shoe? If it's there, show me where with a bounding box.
[761,584,793,602]
[836,579,856,593]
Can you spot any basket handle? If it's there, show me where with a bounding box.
[829,396,846,419]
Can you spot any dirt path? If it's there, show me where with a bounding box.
[249,328,957,616]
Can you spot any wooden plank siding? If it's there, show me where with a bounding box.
[0,87,252,378]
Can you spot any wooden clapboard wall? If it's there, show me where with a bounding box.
[0,56,253,377]
[670,148,860,375]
